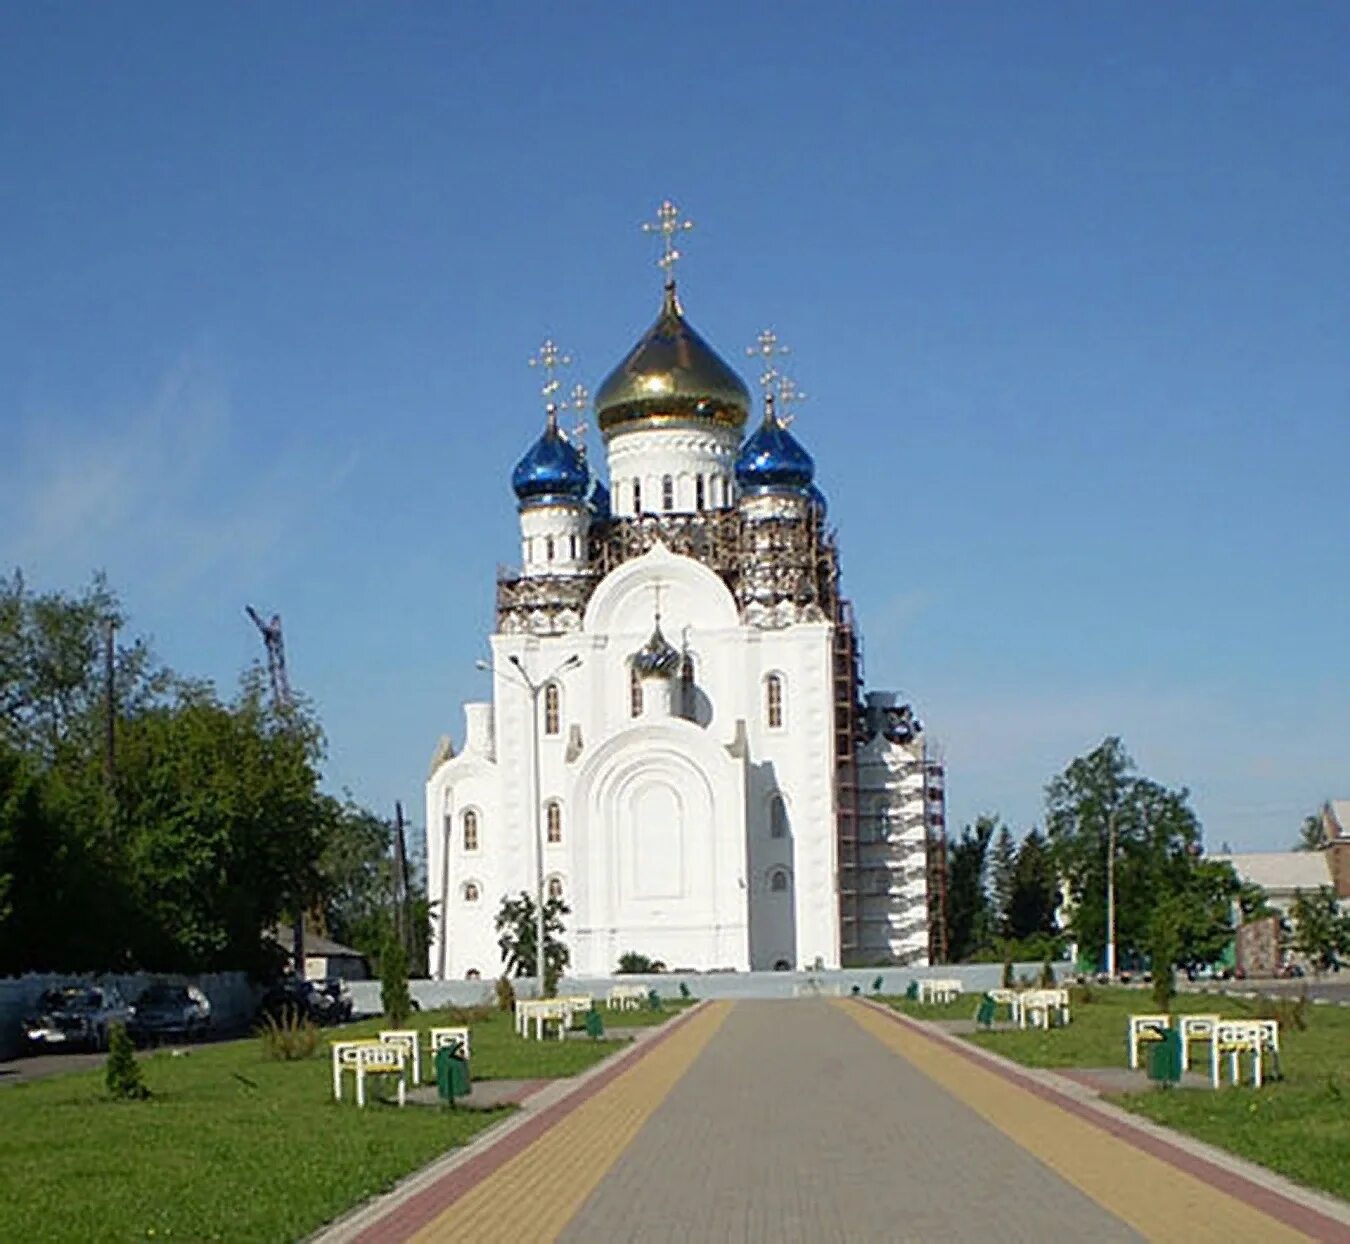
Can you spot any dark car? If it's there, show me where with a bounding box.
[256,977,352,1027]
[128,982,212,1045]
[22,984,132,1051]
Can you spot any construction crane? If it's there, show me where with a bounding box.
[245,606,292,709]
[244,604,307,972]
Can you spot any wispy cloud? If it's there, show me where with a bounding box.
[0,347,357,599]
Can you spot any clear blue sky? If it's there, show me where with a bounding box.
[1,3,1345,851]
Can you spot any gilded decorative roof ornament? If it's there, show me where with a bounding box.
[565,382,591,454]
[527,338,573,431]
[775,373,806,428]
[746,328,791,425]
[593,199,751,434]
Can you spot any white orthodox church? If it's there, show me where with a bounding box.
[426,204,946,979]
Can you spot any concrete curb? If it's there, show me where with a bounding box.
[861,999,1350,1239]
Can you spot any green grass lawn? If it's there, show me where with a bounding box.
[589,998,696,1029]
[924,986,1350,1203]
[0,1005,631,1242]
[885,994,984,1022]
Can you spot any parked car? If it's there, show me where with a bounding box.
[256,977,353,1027]
[127,982,212,1045]
[22,984,132,1052]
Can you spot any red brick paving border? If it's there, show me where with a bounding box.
[350,1005,706,1243]
[863,1000,1350,1243]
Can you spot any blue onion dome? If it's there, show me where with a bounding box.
[511,416,589,509]
[735,410,815,496]
[595,284,751,434]
[629,618,681,679]
[587,476,612,520]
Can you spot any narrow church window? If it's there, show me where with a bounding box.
[765,674,784,729]
[463,809,479,851]
[546,800,562,844]
[463,881,480,903]
[569,534,577,559]
[695,475,705,510]
[769,869,789,893]
[629,667,643,718]
[543,682,560,735]
[546,536,555,561]
[547,876,563,901]
[661,474,674,511]
[633,478,642,512]
[770,795,787,839]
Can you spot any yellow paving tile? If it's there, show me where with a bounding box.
[842,1001,1311,1243]
[412,1001,732,1243]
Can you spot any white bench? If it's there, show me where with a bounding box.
[918,979,963,1004]
[607,985,647,1010]
[516,997,589,1040]
[429,1026,472,1062]
[1211,1019,1279,1088]
[1177,1014,1220,1071]
[1127,1013,1171,1069]
[378,1029,421,1084]
[331,1039,407,1107]
[1017,989,1071,1029]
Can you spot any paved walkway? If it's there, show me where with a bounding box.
[328,1000,1350,1243]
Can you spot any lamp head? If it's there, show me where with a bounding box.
[474,659,491,672]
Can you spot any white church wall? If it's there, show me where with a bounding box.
[605,424,739,517]
[519,503,590,576]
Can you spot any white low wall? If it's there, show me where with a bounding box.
[348,962,1072,1017]
[0,971,258,1061]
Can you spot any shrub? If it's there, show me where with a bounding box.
[105,1023,149,1100]
[381,936,411,1026]
[617,951,656,974]
[495,975,516,1012]
[1002,959,1014,989]
[1253,991,1310,1032]
[257,1009,320,1061]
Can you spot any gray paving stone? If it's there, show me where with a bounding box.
[559,999,1142,1244]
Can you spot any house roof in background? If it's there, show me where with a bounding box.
[270,925,367,960]
[1211,852,1332,894]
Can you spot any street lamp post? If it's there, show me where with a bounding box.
[1105,806,1119,979]
[478,652,581,997]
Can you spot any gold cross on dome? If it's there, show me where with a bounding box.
[641,199,694,285]
[775,373,806,426]
[746,328,791,406]
[565,382,591,450]
[527,338,573,420]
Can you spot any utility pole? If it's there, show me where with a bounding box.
[1105,806,1119,979]
[393,800,410,958]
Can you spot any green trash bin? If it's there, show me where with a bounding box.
[976,994,997,1028]
[585,1007,604,1039]
[435,1044,471,1103]
[646,989,661,1011]
[905,980,919,1001]
[1146,1029,1182,1085]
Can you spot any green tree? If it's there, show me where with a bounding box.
[617,951,655,974]
[1007,830,1059,942]
[1295,810,1327,852]
[946,816,996,962]
[494,890,570,988]
[1045,737,1200,971]
[1290,886,1350,973]
[988,823,1017,939]
[1171,859,1241,971]
[1149,897,1181,1010]
[380,933,411,1025]
[104,1022,148,1100]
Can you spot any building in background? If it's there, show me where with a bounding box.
[426,204,941,979]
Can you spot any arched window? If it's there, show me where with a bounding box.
[543,682,560,735]
[661,474,674,511]
[769,868,789,894]
[462,881,480,903]
[629,667,643,717]
[769,794,787,839]
[695,475,705,511]
[545,535,555,562]
[463,809,479,852]
[633,478,642,513]
[547,876,563,901]
[765,674,784,729]
[546,800,562,844]
[569,534,577,559]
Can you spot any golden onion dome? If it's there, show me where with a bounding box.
[595,284,751,434]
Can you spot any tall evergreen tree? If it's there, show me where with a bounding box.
[946,816,996,961]
[1007,830,1059,941]
[988,823,1017,939]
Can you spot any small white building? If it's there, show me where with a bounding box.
[426,223,943,979]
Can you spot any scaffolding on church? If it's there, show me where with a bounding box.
[924,753,949,963]
[832,598,864,961]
